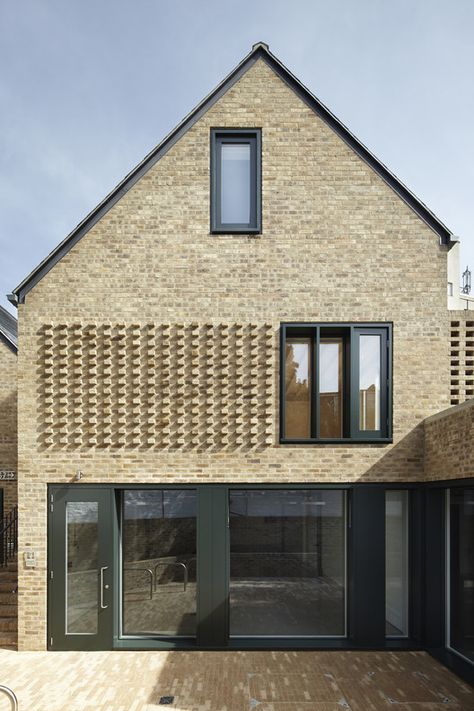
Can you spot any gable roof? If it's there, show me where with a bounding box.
[0,305,18,353]
[8,42,452,306]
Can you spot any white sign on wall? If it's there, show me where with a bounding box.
[0,471,16,481]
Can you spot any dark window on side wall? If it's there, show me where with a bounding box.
[281,323,391,442]
[211,129,261,233]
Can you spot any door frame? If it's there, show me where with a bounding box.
[47,482,430,652]
[48,486,115,650]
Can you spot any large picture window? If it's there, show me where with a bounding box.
[229,489,347,637]
[280,323,391,442]
[211,129,261,233]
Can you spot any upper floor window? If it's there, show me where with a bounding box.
[211,129,261,233]
[280,323,392,443]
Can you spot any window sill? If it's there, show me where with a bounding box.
[211,228,261,235]
[279,438,393,446]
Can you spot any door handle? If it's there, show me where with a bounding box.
[100,566,109,609]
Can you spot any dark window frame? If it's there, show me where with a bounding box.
[280,322,392,444]
[210,128,262,234]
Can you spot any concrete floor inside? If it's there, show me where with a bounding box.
[0,649,472,711]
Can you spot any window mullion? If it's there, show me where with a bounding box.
[312,327,319,440]
[349,326,357,439]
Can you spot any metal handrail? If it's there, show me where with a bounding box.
[0,506,18,568]
[0,685,18,710]
[154,561,188,592]
[124,567,154,600]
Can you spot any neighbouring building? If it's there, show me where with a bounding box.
[0,305,18,650]
[3,43,473,682]
[0,306,17,515]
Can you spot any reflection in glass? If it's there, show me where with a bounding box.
[359,335,381,430]
[285,339,311,438]
[320,337,343,438]
[385,491,409,636]
[221,143,251,224]
[66,502,99,634]
[229,489,346,636]
[448,488,474,662]
[122,490,197,636]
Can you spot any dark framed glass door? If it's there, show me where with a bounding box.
[48,487,114,650]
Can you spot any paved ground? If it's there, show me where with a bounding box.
[0,649,472,710]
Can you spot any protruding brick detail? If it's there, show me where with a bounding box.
[449,313,474,405]
[38,323,274,450]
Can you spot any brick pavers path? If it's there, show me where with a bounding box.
[0,650,472,710]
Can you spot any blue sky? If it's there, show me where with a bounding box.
[1,0,473,314]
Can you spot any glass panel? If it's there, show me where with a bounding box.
[221,142,251,224]
[319,337,343,438]
[229,489,346,636]
[359,334,381,430]
[66,502,99,634]
[122,490,197,636]
[449,488,474,662]
[285,338,311,439]
[385,491,409,636]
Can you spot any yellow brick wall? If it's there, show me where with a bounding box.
[16,59,450,649]
[0,340,17,513]
[424,400,474,480]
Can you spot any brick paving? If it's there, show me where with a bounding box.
[0,650,472,710]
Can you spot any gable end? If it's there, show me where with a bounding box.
[8,42,452,305]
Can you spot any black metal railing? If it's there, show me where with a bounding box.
[0,506,18,568]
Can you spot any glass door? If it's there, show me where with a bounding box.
[48,487,114,650]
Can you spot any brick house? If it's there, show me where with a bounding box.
[3,43,473,680]
[0,305,18,650]
[0,306,17,515]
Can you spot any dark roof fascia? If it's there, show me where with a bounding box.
[9,46,263,306]
[0,331,17,354]
[260,49,452,245]
[9,43,452,305]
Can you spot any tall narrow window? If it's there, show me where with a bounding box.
[447,487,474,662]
[66,502,99,635]
[359,334,381,431]
[319,337,344,438]
[285,338,311,439]
[385,490,409,637]
[211,129,261,233]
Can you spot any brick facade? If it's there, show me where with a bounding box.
[424,399,474,481]
[15,58,453,649]
[0,340,17,513]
